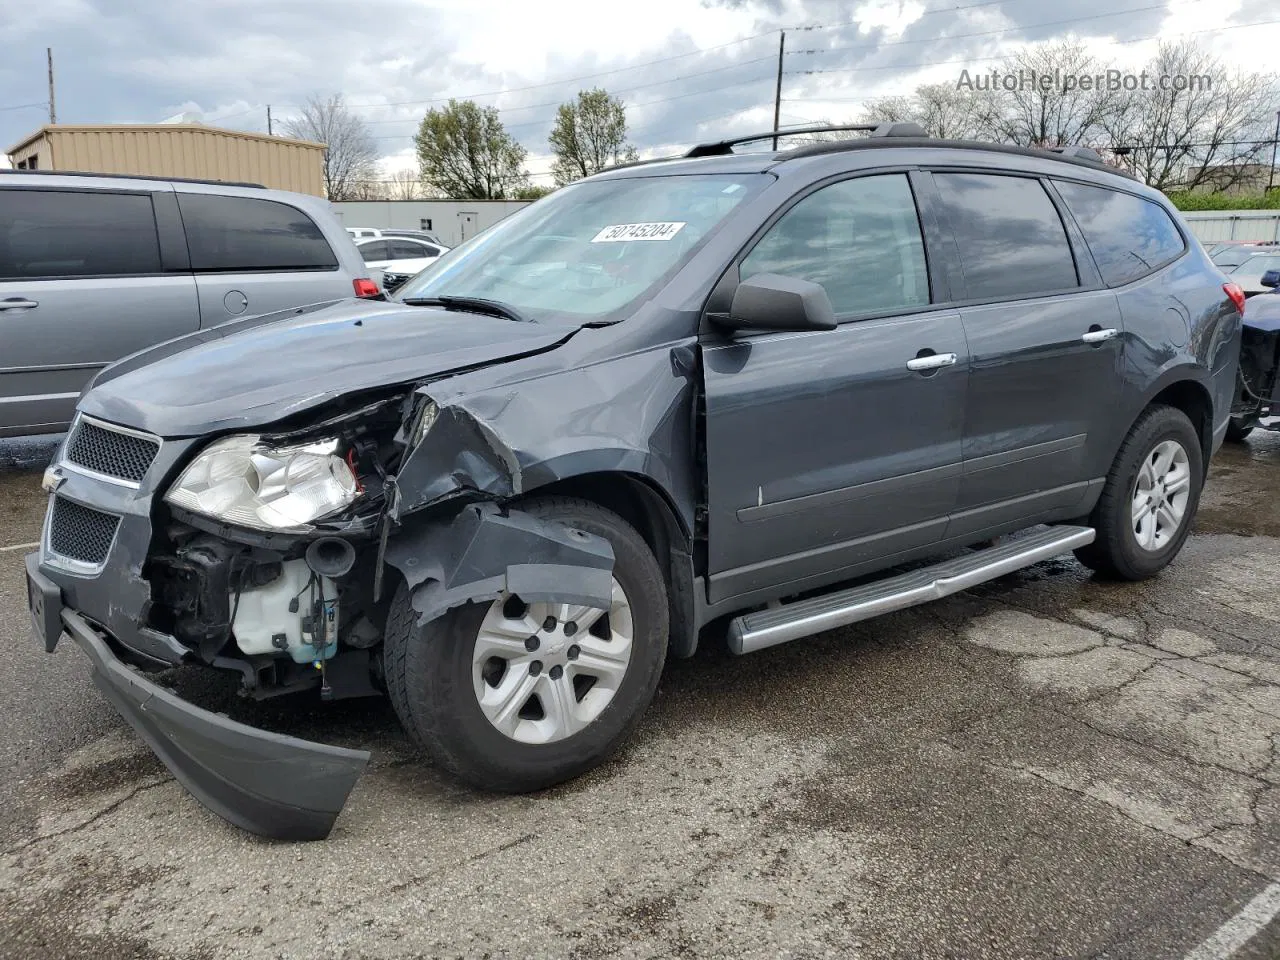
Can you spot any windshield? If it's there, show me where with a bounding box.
[1215,248,1259,268]
[394,173,768,322]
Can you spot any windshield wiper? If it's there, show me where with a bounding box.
[400,295,531,323]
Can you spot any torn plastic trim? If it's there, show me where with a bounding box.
[383,502,615,627]
[60,606,370,841]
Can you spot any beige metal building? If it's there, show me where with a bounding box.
[5,124,327,195]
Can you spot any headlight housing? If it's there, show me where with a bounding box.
[409,399,438,447]
[165,435,359,532]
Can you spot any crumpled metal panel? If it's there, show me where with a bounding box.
[384,503,615,626]
[390,345,698,531]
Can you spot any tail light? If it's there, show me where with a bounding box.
[1224,282,1246,315]
[353,278,380,298]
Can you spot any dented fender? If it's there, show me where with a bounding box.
[383,503,615,626]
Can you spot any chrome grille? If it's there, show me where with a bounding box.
[49,496,120,565]
[65,419,159,484]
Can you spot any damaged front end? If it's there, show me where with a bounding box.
[29,381,623,840]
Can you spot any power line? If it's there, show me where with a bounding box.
[0,102,47,112]
[787,0,1202,68]
[787,13,1280,76]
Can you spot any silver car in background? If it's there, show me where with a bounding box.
[0,171,378,436]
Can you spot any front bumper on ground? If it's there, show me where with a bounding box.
[26,552,370,841]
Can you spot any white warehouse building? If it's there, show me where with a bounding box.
[330,199,532,249]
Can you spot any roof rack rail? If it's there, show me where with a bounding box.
[1045,145,1105,164]
[0,169,267,188]
[685,122,928,158]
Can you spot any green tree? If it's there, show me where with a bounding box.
[548,88,639,186]
[513,183,555,200]
[415,100,528,199]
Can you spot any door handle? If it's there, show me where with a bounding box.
[906,352,957,372]
[1081,327,1118,343]
[0,297,38,311]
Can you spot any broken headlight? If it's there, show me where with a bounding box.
[165,435,359,532]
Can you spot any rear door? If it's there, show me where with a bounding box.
[175,191,351,325]
[702,171,968,605]
[926,170,1124,537]
[0,184,198,436]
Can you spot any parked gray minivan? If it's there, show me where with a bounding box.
[0,171,377,436]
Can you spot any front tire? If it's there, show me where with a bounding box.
[384,497,669,793]
[1074,404,1203,581]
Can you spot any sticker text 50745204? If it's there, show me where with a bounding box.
[590,222,687,243]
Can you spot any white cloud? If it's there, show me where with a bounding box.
[2,0,1278,172]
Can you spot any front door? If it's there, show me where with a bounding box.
[0,186,198,435]
[926,171,1125,536]
[702,172,968,606]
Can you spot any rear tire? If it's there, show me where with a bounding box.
[1074,404,1203,581]
[383,497,669,793]
[1226,416,1255,442]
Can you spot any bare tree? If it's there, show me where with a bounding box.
[384,168,430,200]
[860,83,1001,140]
[988,40,1121,148]
[282,94,380,200]
[1106,41,1278,192]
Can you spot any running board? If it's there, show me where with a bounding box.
[727,525,1096,655]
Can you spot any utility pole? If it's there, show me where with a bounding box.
[1269,109,1280,193]
[267,104,273,136]
[46,47,56,124]
[772,31,785,150]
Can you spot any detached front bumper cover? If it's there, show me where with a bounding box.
[28,554,369,841]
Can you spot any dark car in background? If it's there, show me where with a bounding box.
[26,124,1243,840]
[0,171,377,437]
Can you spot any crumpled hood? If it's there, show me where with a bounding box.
[79,299,577,437]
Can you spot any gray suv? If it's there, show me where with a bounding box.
[0,171,377,436]
[26,124,1244,840]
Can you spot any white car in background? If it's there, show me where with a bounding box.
[355,235,449,291]
[1225,250,1280,295]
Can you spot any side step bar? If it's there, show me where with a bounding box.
[727,525,1096,655]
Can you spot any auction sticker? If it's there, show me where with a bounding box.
[591,221,687,243]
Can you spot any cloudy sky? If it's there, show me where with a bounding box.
[0,0,1273,179]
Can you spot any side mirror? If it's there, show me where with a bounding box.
[1261,270,1280,289]
[720,273,837,332]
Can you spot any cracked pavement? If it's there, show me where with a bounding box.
[2,431,1280,959]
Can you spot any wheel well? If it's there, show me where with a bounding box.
[523,473,699,659]
[1149,379,1213,471]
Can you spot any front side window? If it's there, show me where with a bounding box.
[178,194,338,272]
[740,173,929,317]
[0,189,161,279]
[1054,180,1185,286]
[934,173,1079,300]
[394,173,768,322]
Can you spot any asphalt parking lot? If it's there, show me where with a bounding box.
[1,432,1279,960]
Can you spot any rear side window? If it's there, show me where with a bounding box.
[934,173,1078,300]
[741,173,930,317]
[0,189,161,279]
[1054,181,1185,286]
[391,239,437,259]
[178,194,338,272]
[358,240,391,262]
